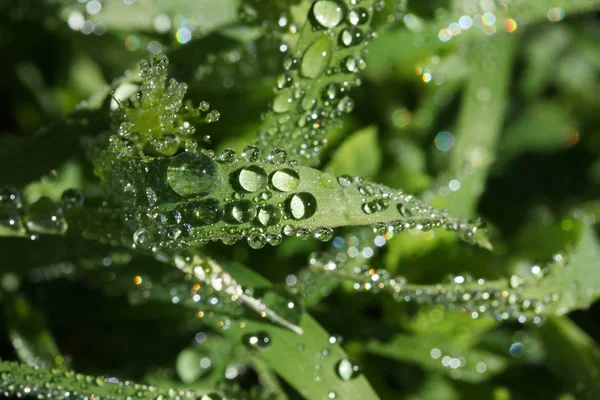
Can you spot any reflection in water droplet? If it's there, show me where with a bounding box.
[257,205,281,227]
[242,331,272,351]
[347,7,369,26]
[236,166,268,192]
[312,0,345,28]
[167,152,221,197]
[339,27,363,47]
[187,198,224,225]
[287,193,317,220]
[336,358,360,381]
[225,200,257,224]
[271,169,300,192]
[242,145,261,162]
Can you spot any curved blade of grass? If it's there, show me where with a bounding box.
[0,361,210,399]
[206,313,380,400]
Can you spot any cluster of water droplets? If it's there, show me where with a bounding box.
[0,187,87,239]
[257,0,377,161]
[100,145,338,252]
[0,361,225,400]
[300,227,570,325]
[113,55,219,157]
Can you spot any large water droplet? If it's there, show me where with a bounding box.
[167,152,221,197]
[224,200,257,224]
[25,197,67,234]
[242,331,272,351]
[312,0,345,29]
[257,205,281,227]
[301,35,333,79]
[186,198,224,225]
[336,359,360,381]
[271,169,300,192]
[287,192,317,220]
[235,166,268,193]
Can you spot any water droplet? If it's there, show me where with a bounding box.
[61,189,84,208]
[242,145,261,162]
[257,205,281,227]
[206,110,220,123]
[347,7,369,26]
[133,228,152,249]
[225,200,257,224]
[337,175,354,187]
[248,234,267,249]
[199,101,210,112]
[337,96,354,113]
[287,193,317,220]
[336,359,360,381]
[314,227,334,241]
[186,198,224,225]
[236,166,268,192]
[398,203,415,217]
[218,148,236,163]
[167,152,221,197]
[25,197,67,234]
[266,233,283,246]
[268,149,288,164]
[312,0,345,29]
[339,27,363,47]
[301,35,333,79]
[271,169,300,192]
[242,332,272,351]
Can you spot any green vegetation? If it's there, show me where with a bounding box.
[1,0,600,399]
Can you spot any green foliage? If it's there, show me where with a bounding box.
[1,0,600,399]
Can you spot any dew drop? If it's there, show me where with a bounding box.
[61,189,84,208]
[224,200,257,224]
[398,203,415,217]
[301,35,333,79]
[339,27,363,47]
[248,234,267,249]
[25,197,67,234]
[242,145,261,162]
[314,227,334,242]
[271,169,300,192]
[337,96,354,113]
[242,331,272,351]
[257,205,281,227]
[347,7,369,26]
[167,152,221,197]
[199,101,210,112]
[268,149,288,164]
[218,148,236,163]
[287,192,317,220]
[336,359,360,381]
[337,175,354,187]
[312,0,345,29]
[236,166,268,193]
[186,198,224,225]
[133,228,152,249]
